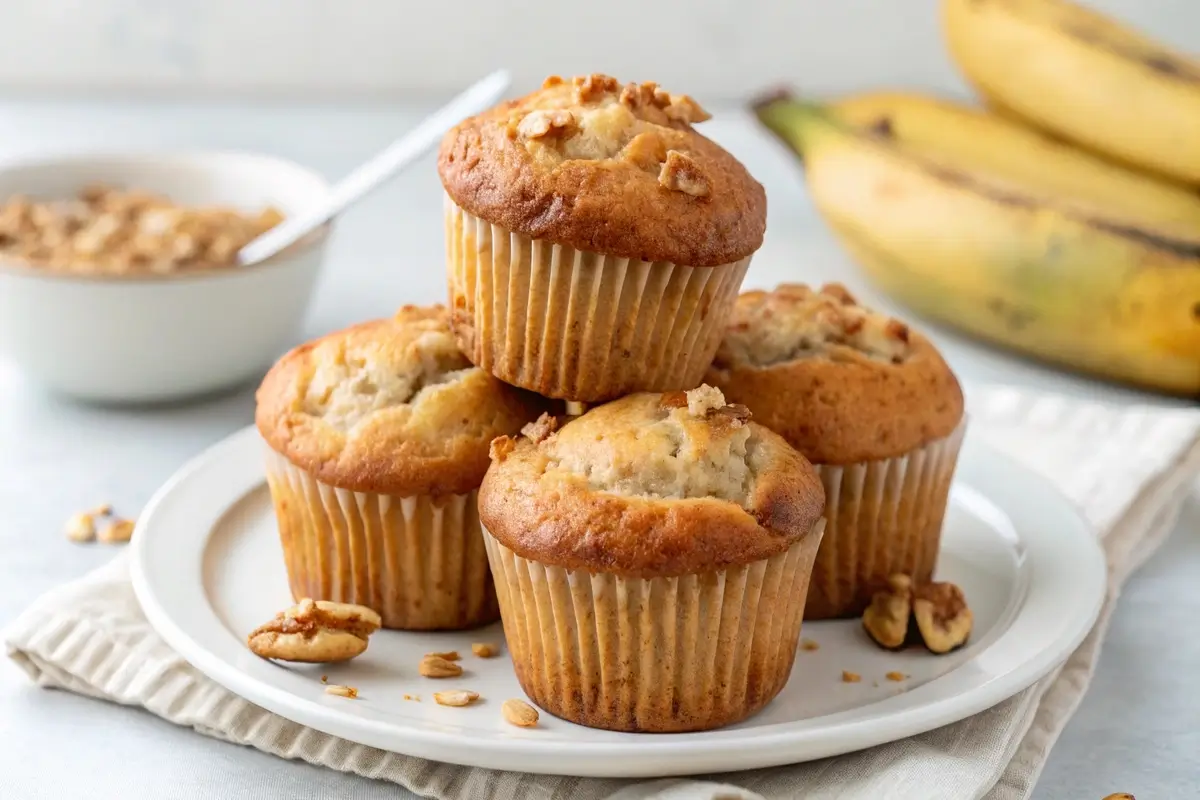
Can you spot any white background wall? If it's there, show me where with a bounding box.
[0,0,1192,101]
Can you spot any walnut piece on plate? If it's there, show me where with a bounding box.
[862,573,972,655]
[913,581,974,655]
[247,598,382,663]
[861,574,914,650]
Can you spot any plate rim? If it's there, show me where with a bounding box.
[130,424,1107,778]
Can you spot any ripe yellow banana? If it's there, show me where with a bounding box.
[943,0,1200,185]
[754,95,1200,396]
[829,91,1200,233]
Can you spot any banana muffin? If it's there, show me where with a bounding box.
[705,283,965,619]
[439,73,766,402]
[479,385,826,732]
[256,305,552,630]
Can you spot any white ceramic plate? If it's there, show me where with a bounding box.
[130,426,1106,778]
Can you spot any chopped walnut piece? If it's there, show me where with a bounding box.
[885,671,907,682]
[97,518,135,544]
[708,403,752,427]
[685,384,727,417]
[520,413,559,444]
[419,655,464,678]
[65,512,96,543]
[664,95,712,125]
[517,109,576,140]
[619,81,667,110]
[863,574,973,656]
[841,671,861,683]
[572,73,620,103]
[502,698,540,727]
[913,581,973,654]
[659,391,689,410]
[433,689,480,707]
[325,684,358,698]
[247,598,382,663]
[623,131,668,170]
[862,574,914,650]
[820,282,858,306]
[884,319,911,344]
[658,150,711,198]
[471,642,499,658]
[490,436,516,463]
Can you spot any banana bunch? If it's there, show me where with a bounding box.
[754,0,1200,396]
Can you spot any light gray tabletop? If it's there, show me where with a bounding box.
[0,98,1194,800]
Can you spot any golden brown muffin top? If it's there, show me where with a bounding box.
[256,305,553,496]
[479,386,825,578]
[438,73,767,267]
[707,284,964,465]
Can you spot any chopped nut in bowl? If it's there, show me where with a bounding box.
[0,152,333,403]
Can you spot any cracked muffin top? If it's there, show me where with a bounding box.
[478,386,825,577]
[705,283,964,464]
[256,305,553,495]
[438,73,767,267]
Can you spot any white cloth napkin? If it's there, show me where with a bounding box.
[7,386,1200,800]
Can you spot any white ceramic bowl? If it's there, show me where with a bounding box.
[0,152,333,403]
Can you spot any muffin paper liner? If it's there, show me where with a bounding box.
[805,418,968,620]
[445,197,751,402]
[264,450,498,631]
[482,520,824,732]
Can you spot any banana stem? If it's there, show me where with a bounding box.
[751,92,831,160]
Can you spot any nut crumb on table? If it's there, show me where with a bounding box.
[433,690,479,707]
[419,655,464,678]
[886,671,907,682]
[65,505,134,545]
[97,518,135,544]
[841,671,861,683]
[64,512,96,543]
[800,638,819,652]
[325,684,358,699]
[403,694,420,702]
[471,642,499,658]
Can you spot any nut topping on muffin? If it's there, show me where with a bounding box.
[516,108,576,140]
[658,150,711,198]
[715,283,914,368]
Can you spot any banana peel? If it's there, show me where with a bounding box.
[753,94,1200,397]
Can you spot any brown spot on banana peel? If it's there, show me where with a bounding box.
[986,298,1039,332]
[922,163,1200,262]
[1055,20,1200,83]
[867,116,894,139]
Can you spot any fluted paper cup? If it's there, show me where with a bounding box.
[444,196,751,402]
[265,451,498,631]
[482,520,824,732]
[804,419,968,620]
